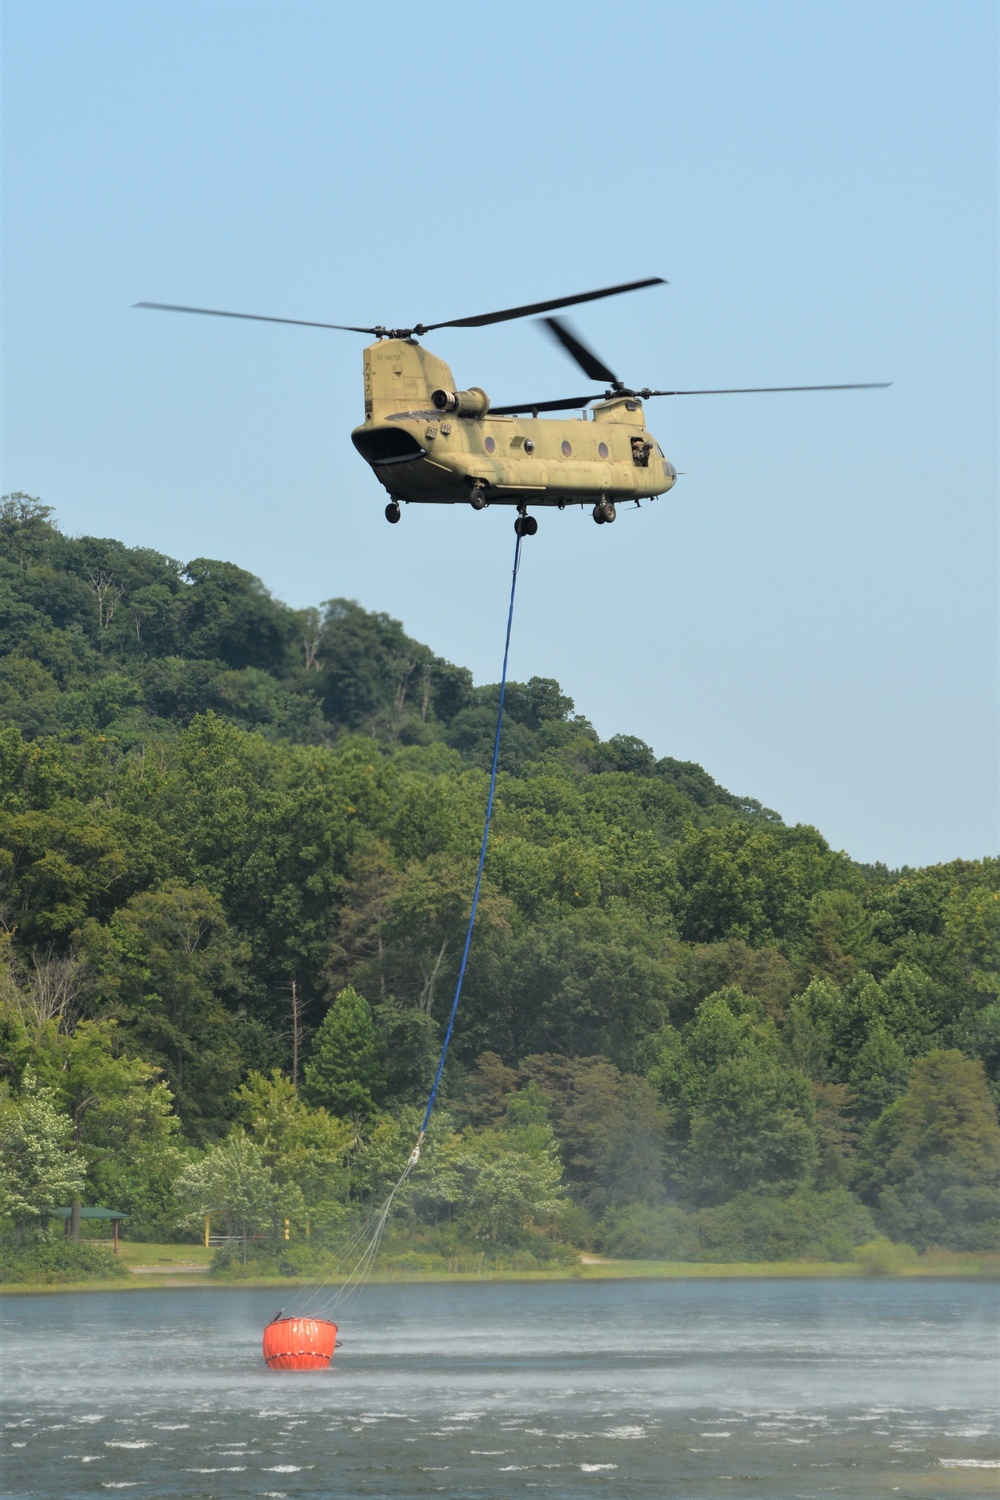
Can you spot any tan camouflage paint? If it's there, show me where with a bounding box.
[353,339,677,510]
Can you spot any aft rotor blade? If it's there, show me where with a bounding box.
[543,317,620,385]
[645,382,892,396]
[422,277,666,332]
[490,394,600,415]
[133,302,377,334]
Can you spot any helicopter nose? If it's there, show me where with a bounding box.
[664,459,677,480]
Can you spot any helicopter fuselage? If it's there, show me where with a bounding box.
[350,338,677,511]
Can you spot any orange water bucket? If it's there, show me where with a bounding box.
[262,1316,338,1371]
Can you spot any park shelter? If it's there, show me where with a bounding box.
[52,1207,129,1252]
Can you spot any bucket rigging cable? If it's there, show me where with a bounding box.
[288,528,525,1318]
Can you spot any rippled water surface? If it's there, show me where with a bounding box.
[2,1278,997,1498]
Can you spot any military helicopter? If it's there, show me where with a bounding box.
[136,279,888,536]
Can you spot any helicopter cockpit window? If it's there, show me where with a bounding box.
[631,437,652,468]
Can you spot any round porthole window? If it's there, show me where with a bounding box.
[598,441,609,459]
[561,440,572,457]
[484,436,496,454]
[523,438,535,455]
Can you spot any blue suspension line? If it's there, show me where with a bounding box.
[419,529,523,1136]
[285,531,524,1319]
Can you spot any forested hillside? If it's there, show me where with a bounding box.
[1,493,998,1271]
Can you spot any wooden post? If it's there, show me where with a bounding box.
[112,1217,119,1254]
[205,1213,211,1249]
[70,1198,80,1243]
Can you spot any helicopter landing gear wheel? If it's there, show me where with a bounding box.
[470,486,488,511]
[385,501,401,524]
[514,514,538,537]
[592,499,616,525]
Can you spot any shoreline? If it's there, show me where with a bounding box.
[3,1254,997,1295]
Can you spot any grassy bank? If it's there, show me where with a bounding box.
[2,1244,997,1294]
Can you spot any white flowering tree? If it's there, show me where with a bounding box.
[174,1132,281,1263]
[0,1070,87,1242]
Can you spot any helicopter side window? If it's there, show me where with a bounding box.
[631,436,652,468]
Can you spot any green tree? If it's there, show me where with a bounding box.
[454,1106,565,1247]
[0,494,57,571]
[370,848,510,1018]
[811,1081,860,1188]
[182,558,296,674]
[855,1049,1000,1250]
[517,1055,669,1214]
[848,1021,910,1123]
[349,1104,460,1221]
[685,1052,819,1204]
[461,1051,519,1126]
[236,1069,352,1234]
[90,881,247,1138]
[675,822,857,949]
[481,911,673,1070]
[650,986,778,1131]
[649,988,819,1203]
[33,1019,185,1236]
[800,888,874,985]
[942,885,1000,994]
[832,965,938,1073]
[0,1069,86,1241]
[784,977,842,1080]
[174,1132,279,1263]
[674,824,800,945]
[302,987,385,1117]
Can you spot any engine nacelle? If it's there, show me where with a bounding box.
[431,386,490,417]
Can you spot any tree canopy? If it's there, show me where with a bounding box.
[1,496,996,1264]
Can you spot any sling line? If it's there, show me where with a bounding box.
[300,527,524,1316]
[417,525,523,1141]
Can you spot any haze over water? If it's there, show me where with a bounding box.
[2,1279,996,1498]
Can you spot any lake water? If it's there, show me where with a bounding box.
[1,1278,997,1498]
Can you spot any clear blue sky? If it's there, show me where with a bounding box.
[2,0,996,869]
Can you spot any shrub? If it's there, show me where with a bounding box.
[695,1187,875,1262]
[597,1204,700,1260]
[851,1236,919,1275]
[0,1239,130,1284]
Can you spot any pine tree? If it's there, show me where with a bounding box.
[302,987,385,1117]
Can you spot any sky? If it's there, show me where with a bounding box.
[2,0,996,870]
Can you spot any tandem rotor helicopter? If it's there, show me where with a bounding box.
[136,278,888,536]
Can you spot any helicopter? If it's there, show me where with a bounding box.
[135,279,888,536]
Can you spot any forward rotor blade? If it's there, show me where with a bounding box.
[645,382,892,396]
[133,302,377,334]
[543,317,620,385]
[422,277,666,332]
[490,394,600,415]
